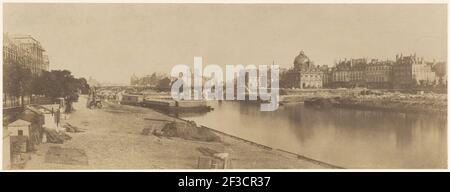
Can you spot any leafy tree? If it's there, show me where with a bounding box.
[150,73,158,86]
[432,62,446,79]
[33,70,87,113]
[3,64,33,106]
[156,77,171,91]
[77,77,90,94]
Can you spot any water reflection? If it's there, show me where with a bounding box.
[182,101,447,168]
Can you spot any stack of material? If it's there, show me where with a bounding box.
[63,123,84,133]
[142,118,220,142]
[141,120,168,136]
[160,121,221,142]
[44,129,72,144]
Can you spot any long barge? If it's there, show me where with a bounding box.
[120,93,213,113]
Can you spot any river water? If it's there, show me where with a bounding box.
[182,101,447,168]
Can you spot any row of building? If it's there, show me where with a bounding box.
[282,51,446,89]
[3,33,49,76]
[130,72,168,87]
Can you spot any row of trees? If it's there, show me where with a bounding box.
[156,77,171,91]
[3,64,90,112]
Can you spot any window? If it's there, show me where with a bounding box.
[18,130,23,136]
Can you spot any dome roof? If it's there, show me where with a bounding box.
[294,50,310,64]
[294,50,310,69]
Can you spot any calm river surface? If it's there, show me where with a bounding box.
[182,101,447,168]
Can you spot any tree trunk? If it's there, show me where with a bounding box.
[21,95,24,107]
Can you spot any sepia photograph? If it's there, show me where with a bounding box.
[1,2,448,171]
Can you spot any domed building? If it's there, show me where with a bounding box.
[283,50,324,89]
[293,50,312,70]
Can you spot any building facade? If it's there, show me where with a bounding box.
[319,65,332,87]
[283,51,323,89]
[365,59,394,89]
[392,54,436,89]
[3,33,48,76]
[330,58,367,88]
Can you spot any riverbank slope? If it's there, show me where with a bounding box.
[281,88,447,113]
[23,96,336,169]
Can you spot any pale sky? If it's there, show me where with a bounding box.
[3,4,447,84]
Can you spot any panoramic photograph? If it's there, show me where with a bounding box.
[2,3,447,170]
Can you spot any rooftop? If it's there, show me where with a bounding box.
[7,119,31,127]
